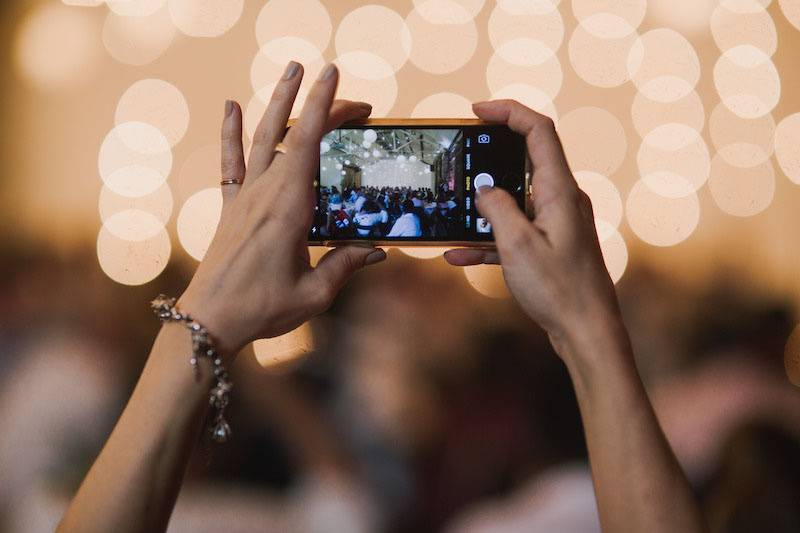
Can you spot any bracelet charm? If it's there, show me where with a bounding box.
[151,294,232,443]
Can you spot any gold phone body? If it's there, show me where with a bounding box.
[303,118,532,247]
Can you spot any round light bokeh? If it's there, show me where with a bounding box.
[574,170,623,234]
[599,227,628,284]
[559,107,627,176]
[714,44,780,119]
[102,209,165,242]
[335,53,398,116]
[97,224,171,286]
[397,247,450,259]
[412,92,474,117]
[709,102,775,168]
[251,36,325,95]
[780,0,800,32]
[115,79,190,147]
[405,1,478,74]
[647,0,718,35]
[486,41,562,99]
[62,0,104,5]
[463,264,511,298]
[708,154,775,217]
[489,1,564,58]
[99,183,173,226]
[16,4,98,89]
[568,15,639,88]
[631,90,705,139]
[336,5,410,74]
[99,122,173,198]
[711,0,777,56]
[167,0,243,38]
[774,113,800,185]
[491,83,558,123]
[412,0,485,24]
[638,123,710,198]
[254,323,314,369]
[176,187,222,261]
[255,0,332,51]
[106,0,166,17]
[102,8,176,66]
[571,0,647,29]
[626,179,700,247]
[628,29,701,103]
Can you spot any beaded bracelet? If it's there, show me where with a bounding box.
[151,294,232,443]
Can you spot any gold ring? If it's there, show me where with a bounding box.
[274,142,288,155]
[220,178,242,186]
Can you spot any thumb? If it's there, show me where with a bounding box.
[308,246,387,304]
[475,186,534,251]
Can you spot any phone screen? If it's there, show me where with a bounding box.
[310,125,527,243]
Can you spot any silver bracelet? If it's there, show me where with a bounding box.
[151,294,232,443]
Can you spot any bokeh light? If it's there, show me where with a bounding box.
[397,247,450,259]
[463,264,511,299]
[638,123,710,198]
[599,227,628,284]
[626,179,700,247]
[711,0,777,56]
[780,0,800,31]
[167,0,244,38]
[486,42,562,99]
[96,224,171,286]
[714,44,780,119]
[15,3,98,88]
[102,7,176,66]
[115,79,190,147]
[708,154,775,217]
[106,0,166,18]
[255,0,331,51]
[628,29,701,103]
[405,0,478,74]
[568,15,638,88]
[489,1,564,55]
[254,323,314,369]
[335,5,410,74]
[98,122,173,198]
[775,113,800,185]
[175,144,221,203]
[631,91,706,139]
[102,209,165,242]
[412,0,486,23]
[559,107,627,176]
[176,188,222,261]
[491,84,558,123]
[99,183,173,226]
[334,53,398,117]
[411,93,474,117]
[574,170,623,234]
[709,102,775,168]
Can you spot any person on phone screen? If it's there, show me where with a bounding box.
[58,62,706,533]
[387,199,422,238]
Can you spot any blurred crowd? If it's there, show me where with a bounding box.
[317,185,460,239]
[0,240,799,532]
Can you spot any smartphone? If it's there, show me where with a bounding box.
[305,119,531,246]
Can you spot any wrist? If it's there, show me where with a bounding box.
[176,289,241,361]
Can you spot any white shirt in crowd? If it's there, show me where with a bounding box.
[411,197,424,208]
[387,213,422,237]
[354,195,367,213]
[354,211,388,237]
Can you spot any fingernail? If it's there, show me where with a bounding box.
[476,185,492,196]
[283,61,300,80]
[364,249,387,266]
[358,102,372,111]
[225,100,234,118]
[473,101,489,107]
[320,63,338,81]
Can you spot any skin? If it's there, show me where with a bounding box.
[58,63,706,533]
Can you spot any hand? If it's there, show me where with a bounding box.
[445,100,621,356]
[179,62,386,357]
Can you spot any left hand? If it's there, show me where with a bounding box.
[179,62,386,358]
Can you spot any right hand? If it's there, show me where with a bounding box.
[445,100,622,356]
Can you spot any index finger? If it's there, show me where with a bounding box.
[472,100,577,193]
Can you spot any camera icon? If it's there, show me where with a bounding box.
[477,133,490,144]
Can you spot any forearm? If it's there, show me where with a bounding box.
[555,316,706,533]
[59,323,214,533]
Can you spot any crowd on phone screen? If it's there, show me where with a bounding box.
[316,185,460,239]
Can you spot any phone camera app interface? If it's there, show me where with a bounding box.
[312,126,525,242]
